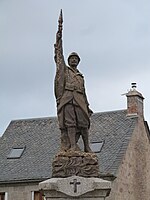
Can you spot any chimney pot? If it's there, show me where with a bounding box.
[131,82,137,89]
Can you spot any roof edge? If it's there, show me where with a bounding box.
[144,121,150,141]
[0,178,49,185]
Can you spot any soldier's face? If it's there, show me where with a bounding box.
[68,56,79,68]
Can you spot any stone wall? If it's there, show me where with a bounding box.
[107,117,150,200]
[0,182,39,200]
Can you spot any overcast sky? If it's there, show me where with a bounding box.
[0,0,150,136]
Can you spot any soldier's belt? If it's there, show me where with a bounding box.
[65,84,84,94]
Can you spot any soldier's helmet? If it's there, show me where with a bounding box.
[68,52,81,64]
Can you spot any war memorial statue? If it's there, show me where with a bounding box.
[39,11,111,199]
[52,10,99,178]
[54,10,93,153]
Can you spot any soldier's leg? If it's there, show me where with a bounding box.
[75,130,81,143]
[81,128,92,153]
[57,108,71,151]
[64,103,77,151]
[67,127,76,151]
[60,129,70,151]
[75,106,92,152]
[75,130,81,151]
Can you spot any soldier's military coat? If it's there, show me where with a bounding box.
[55,63,91,128]
[54,33,91,129]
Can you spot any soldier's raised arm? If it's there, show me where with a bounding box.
[54,9,65,67]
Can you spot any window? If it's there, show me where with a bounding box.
[7,147,25,159]
[90,141,104,153]
[32,191,45,200]
[0,193,5,200]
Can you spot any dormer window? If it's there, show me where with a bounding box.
[90,141,104,153]
[7,147,25,159]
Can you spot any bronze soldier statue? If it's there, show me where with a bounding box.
[54,10,93,152]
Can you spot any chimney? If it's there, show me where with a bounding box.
[126,83,144,117]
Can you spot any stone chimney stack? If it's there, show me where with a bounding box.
[126,83,144,117]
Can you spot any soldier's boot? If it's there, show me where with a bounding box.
[67,127,77,151]
[81,128,92,153]
[60,129,70,151]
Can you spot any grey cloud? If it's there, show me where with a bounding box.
[0,0,150,135]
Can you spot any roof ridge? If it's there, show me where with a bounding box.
[11,109,127,122]
[93,109,126,115]
[11,116,57,122]
[10,109,127,122]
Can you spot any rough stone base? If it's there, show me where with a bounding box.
[52,151,99,178]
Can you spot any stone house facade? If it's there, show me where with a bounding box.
[0,86,150,200]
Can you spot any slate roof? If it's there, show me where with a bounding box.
[0,109,138,183]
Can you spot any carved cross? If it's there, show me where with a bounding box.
[70,178,81,193]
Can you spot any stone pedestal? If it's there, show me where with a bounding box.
[39,176,111,200]
[52,151,99,178]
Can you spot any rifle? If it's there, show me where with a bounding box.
[54,9,63,63]
[57,9,63,42]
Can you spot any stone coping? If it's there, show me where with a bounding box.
[39,176,111,197]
